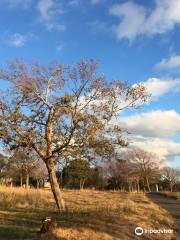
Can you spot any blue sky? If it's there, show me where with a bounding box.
[0,0,180,167]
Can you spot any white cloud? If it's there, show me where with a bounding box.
[114,109,180,164]
[131,137,180,164]
[144,78,180,99]
[37,0,54,21]
[117,110,180,138]
[68,0,80,7]
[110,2,146,40]
[109,0,180,40]
[156,54,180,71]
[7,33,30,47]
[37,0,65,31]
[56,43,64,51]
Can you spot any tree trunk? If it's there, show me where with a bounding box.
[142,179,146,192]
[46,160,65,212]
[80,179,82,190]
[80,179,85,190]
[20,174,23,188]
[37,179,40,189]
[137,181,140,192]
[131,183,134,192]
[170,183,173,192]
[60,171,63,189]
[42,179,45,188]
[120,183,123,192]
[146,176,151,192]
[128,182,131,192]
[26,174,29,189]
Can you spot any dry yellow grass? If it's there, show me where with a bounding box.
[0,186,177,240]
[0,185,54,210]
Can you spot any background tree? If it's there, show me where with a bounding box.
[0,153,8,182]
[88,165,104,189]
[161,167,180,192]
[31,161,47,188]
[0,59,149,211]
[6,149,38,188]
[107,159,124,190]
[107,159,136,191]
[125,148,159,192]
[63,159,90,189]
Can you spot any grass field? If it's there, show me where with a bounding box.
[0,186,178,240]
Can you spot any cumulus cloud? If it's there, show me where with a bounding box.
[37,0,65,31]
[109,0,180,40]
[67,0,80,7]
[114,109,180,164]
[156,54,180,71]
[143,78,180,99]
[131,137,180,164]
[117,110,180,138]
[6,33,33,47]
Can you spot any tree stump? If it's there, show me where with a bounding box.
[40,217,57,234]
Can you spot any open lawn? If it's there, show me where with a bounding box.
[0,186,178,240]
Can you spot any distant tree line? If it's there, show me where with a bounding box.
[105,149,180,192]
[1,148,180,192]
[0,150,47,188]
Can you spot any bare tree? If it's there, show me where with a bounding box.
[125,148,159,192]
[0,59,149,211]
[107,158,144,192]
[6,149,38,188]
[161,167,180,192]
[31,161,47,188]
[107,159,132,191]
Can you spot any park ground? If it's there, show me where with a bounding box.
[0,186,179,240]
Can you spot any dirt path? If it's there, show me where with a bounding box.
[147,193,180,239]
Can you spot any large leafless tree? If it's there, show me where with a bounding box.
[125,148,159,192]
[161,167,180,192]
[0,59,149,211]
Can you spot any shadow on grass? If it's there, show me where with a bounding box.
[0,208,40,240]
[0,206,144,240]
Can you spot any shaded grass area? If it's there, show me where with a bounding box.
[0,187,177,240]
[0,208,44,239]
[147,192,180,239]
[154,192,180,200]
[0,204,136,240]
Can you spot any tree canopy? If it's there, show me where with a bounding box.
[0,59,149,211]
